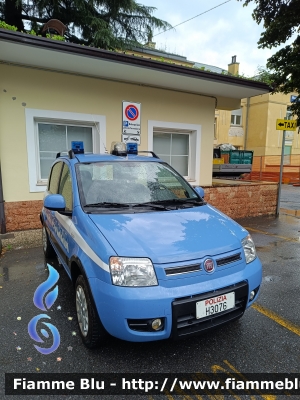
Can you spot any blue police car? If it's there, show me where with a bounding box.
[41,141,262,348]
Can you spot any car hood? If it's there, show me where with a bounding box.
[88,205,248,264]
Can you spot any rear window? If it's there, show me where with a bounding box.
[48,162,63,194]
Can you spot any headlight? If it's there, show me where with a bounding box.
[242,234,257,264]
[109,257,158,287]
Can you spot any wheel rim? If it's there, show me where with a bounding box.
[76,285,89,337]
[42,227,47,252]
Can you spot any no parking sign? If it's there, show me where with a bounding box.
[122,101,141,144]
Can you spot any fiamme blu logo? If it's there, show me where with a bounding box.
[28,265,60,354]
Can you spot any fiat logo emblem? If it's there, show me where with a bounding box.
[204,258,215,273]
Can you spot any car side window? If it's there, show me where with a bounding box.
[48,162,63,194]
[59,163,73,211]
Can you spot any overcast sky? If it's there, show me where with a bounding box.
[138,0,274,77]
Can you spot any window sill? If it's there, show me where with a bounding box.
[37,181,48,186]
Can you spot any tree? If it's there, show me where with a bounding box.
[0,0,171,50]
[241,0,300,119]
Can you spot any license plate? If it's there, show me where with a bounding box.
[196,292,235,319]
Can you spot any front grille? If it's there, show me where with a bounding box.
[216,252,242,266]
[165,264,201,276]
[172,281,248,339]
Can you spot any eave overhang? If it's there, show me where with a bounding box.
[0,29,271,109]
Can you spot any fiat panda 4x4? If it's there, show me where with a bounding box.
[41,141,262,348]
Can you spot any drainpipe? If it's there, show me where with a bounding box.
[244,97,250,149]
[0,163,6,234]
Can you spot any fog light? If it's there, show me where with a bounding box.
[250,290,255,301]
[151,319,162,331]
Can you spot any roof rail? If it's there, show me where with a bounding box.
[138,151,159,158]
[56,151,70,158]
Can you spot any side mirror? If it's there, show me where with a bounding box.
[44,194,66,212]
[194,186,205,198]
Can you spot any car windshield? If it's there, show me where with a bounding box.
[76,161,201,208]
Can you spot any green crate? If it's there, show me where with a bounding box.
[220,150,253,165]
[229,150,253,164]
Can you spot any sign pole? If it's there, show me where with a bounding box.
[276,128,286,216]
[122,101,141,144]
[276,111,294,216]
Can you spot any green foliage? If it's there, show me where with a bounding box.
[241,0,300,118]
[194,66,212,72]
[0,21,64,41]
[0,20,17,30]
[46,33,65,41]
[0,0,171,50]
[252,66,274,86]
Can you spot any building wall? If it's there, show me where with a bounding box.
[215,108,245,149]
[215,110,231,145]
[264,93,300,156]
[5,201,42,231]
[215,92,300,157]
[204,182,277,218]
[0,63,218,230]
[245,95,269,155]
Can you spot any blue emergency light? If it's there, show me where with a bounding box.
[71,141,84,154]
[126,142,138,155]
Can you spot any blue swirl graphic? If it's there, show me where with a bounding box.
[33,265,59,311]
[29,264,61,354]
[41,329,49,338]
[28,314,60,355]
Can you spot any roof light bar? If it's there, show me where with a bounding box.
[110,142,127,157]
[126,142,138,155]
[71,141,84,154]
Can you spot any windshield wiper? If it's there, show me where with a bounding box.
[84,202,130,208]
[156,198,206,206]
[84,199,204,210]
[131,202,171,211]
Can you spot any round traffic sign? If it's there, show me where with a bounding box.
[125,104,139,121]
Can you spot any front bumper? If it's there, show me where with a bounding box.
[172,280,249,339]
[89,257,262,342]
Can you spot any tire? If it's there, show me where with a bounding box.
[42,225,55,258]
[75,275,107,348]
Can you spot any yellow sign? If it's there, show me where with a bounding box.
[276,119,297,131]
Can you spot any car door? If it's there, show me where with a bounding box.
[54,162,74,269]
[44,161,63,253]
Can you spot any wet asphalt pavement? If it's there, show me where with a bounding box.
[0,187,299,399]
[280,184,300,211]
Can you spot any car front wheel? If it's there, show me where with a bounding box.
[75,275,107,348]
